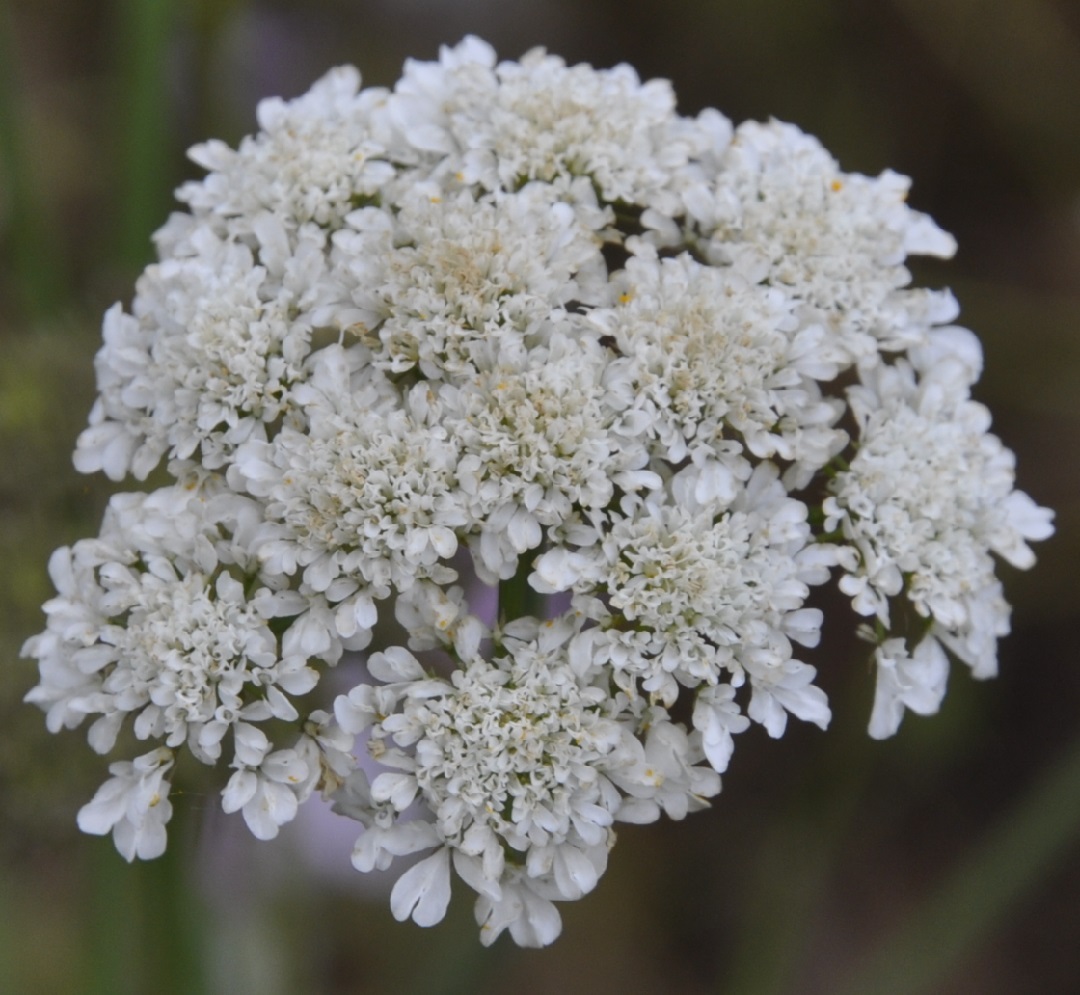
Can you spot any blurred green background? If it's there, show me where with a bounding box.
[2,1,1079,992]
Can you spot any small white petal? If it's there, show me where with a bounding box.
[390,848,452,927]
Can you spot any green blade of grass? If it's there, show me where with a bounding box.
[838,729,1080,995]
[114,0,176,271]
[0,5,68,320]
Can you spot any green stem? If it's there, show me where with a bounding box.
[83,798,208,995]
[498,565,543,625]
[84,841,141,995]
[140,806,208,995]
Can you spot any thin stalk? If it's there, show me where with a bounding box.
[84,842,140,995]
[141,803,208,995]
[499,565,544,625]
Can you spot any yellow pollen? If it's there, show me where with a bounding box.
[830,179,843,193]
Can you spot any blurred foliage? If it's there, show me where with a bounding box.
[2,1,1079,993]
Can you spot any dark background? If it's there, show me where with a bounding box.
[2,1,1078,992]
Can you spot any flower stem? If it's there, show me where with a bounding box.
[499,564,543,624]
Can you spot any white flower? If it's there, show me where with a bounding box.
[23,483,323,769]
[221,748,310,840]
[391,38,703,209]
[362,631,626,856]
[77,747,175,861]
[332,182,608,378]
[588,250,845,473]
[538,465,829,745]
[178,65,393,231]
[693,684,751,774]
[443,331,647,581]
[233,345,465,600]
[868,635,950,739]
[609,709,722,823]
[703,120,959,363]
[390,847,453,927]
[74,224,336,481]
[27,36,1051,948]
[393,580,488,659]
[826,360,1053,676]
[332,622,643,932]
[475,866,564,948]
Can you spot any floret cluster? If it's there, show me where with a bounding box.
[23,38,1052,946]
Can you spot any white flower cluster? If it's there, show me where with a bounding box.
[24,38,1052,945]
